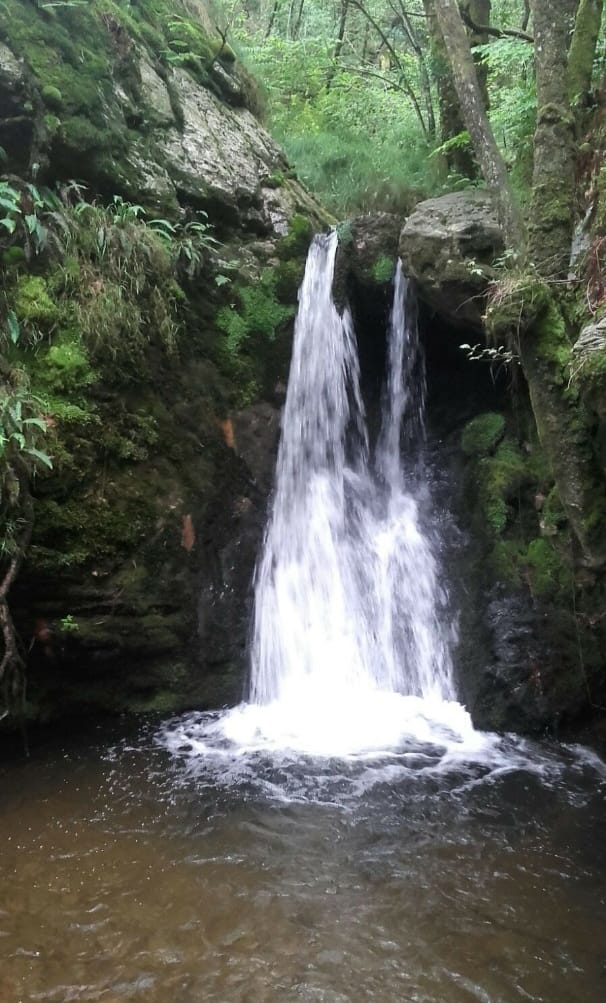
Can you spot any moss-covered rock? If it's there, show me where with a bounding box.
[0,0,320,729]
[0,0,326,233]
[461,411,505,457]
[334,212,401,299]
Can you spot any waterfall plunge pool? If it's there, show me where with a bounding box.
[1,721,605,1002]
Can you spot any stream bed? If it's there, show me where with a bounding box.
[1,718,605,1002]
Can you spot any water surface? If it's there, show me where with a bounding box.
[1,722,605,1002]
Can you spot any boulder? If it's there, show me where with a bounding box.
[399,190,504,331]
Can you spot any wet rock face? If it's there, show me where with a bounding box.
[0,2,317,727]
[458,588,549,734]
[399,190,504,331]
[196,402,281,704]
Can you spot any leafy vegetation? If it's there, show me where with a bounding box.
[219,0,541,215]
[0,175,232,718]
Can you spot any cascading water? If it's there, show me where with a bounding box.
[249,232,454,711]
[162,230,495,764]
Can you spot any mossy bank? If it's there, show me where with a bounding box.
[0,0,327,727]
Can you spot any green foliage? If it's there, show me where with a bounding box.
[220,0,538,212]
[0,379,52,558]
[59,614,80,633]
[372,255,395,284]
[476,38,536,203]
[217,271,294,354]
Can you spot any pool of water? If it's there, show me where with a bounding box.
[1,717,605,1002]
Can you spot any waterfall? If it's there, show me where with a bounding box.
[161,231,488,760]
[242,232,456,736]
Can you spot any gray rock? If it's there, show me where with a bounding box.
[399,190,504,330]
[0,29,326,236]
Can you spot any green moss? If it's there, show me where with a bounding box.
[41,84,63,111]
[533,299,571,377]
[525,538,571,597]
[44,113,62,136]
[274,258,304,303]
[126,687,187,715]
[1,246,25,268]
[31,477,159,572]
[265,170,285,189]
[31,331,96,395]
[541,486,568,535]
[212,40,237,64]
[477,440,529,535]
[277,214,314,259]
[14,275,61,327]
[372,255,395,285]
[490,537,527,584]
[461,412,506,457]
[60,115,124,157]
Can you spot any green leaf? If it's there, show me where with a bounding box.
[7,310,19,344]
[0,217,16,233]
[25,447,53,469]
[9,400,22,424]
[22,417,47,431]
[0,197,19,212]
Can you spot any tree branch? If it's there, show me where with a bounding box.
[459,5,534,42]
[346,0,428,133]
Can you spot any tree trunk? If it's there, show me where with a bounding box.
[433,0,523,246]
[399,5,436,138]
[435,0,606,565]
[265,0,280,38]
[519,0,606,566]
[423,0,476,176]
[466,0,491,106]
[567,0,604,108]
[517,298,606,567]
[528,0,577,276]
[326,0,349,90]
[292,0,306,39]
